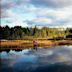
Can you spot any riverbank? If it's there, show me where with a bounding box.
[0,40,72,50]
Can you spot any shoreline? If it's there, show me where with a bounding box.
[0,40,72,50]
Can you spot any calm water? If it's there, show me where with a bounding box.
[0,46,72,72]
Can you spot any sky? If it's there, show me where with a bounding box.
[0,0,72,28]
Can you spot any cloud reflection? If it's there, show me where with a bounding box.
[0,46,72,72]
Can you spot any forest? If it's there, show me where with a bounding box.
[0,25,72,40]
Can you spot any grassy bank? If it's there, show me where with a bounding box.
[0,39,72,50]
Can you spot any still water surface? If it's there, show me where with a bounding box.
[0,46,72,72]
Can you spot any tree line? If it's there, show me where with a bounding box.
[0,25,72,40]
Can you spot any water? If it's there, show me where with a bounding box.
[0,46,72,72]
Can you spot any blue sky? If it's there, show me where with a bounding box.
[1,0,72,28]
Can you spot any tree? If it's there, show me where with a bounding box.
[3,25,10,39]
[0,25,71,40]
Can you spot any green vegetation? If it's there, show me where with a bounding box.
[0,25,72,40]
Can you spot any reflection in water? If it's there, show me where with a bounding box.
[0,49,22,53]
[0,49,10,53]
[0,46,72,72]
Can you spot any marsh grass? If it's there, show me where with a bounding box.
[0,40,72,50]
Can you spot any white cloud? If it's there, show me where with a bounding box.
[1,17,28,27]
[25,6,72,28]
[62,21,72,28]
[0,0,30,18]
[1,9,18,18]
[35,6,72,20]
[33,18,52,24]
[1,0,72,28]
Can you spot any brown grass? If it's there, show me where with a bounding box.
[0,39,72,50]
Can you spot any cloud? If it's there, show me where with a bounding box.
[0,0,30,18]
[1,17,28,27]
[1,0,72,28]
[26,18,72,28]
[1,9,15,18]
[26,18,53,26]
[31,0,72,8]
[34,6,72,19]
[1,0,30,9]
[25,6,72,28]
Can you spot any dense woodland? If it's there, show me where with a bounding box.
[0,25,72,40]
